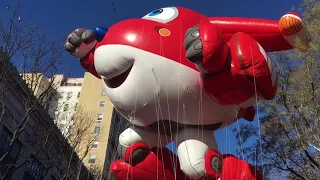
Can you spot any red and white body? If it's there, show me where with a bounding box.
[80,7,288,127]
[66,6,310,179]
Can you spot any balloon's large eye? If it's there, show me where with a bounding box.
[149,9,163,16]
[142,7,179,23]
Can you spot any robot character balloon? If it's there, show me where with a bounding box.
[64,6,311,180]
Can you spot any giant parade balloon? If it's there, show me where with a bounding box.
[64,6,311,180]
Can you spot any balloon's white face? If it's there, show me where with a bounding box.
[94,44,239,127]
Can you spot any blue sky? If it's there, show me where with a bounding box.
[1,0,302,156]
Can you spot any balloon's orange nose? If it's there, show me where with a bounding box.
[279,13,303,36]
[159,28,171,37]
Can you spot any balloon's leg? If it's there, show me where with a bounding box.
[110,147,192,180]
[175,127,222,179]
[111,126,190,180]
[118,126,170,165]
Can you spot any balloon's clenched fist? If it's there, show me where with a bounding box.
[64,28,96,59]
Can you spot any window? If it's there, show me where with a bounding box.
[0,128,12,151]
[25,155,45,180]
[101,89,107,96]
[97,114,103,121]
[99,101,105,108]
[50,176,58,180]
[63,104,69,111]
[10,140,22,158]
[94,126,101,134]
[77,92,80,98]
[74,102,78,109]
[92,140,98,148]
[44,103,49,110]
[67,92,72,100]
[88,154,96,164]
[0,128,22,161]
[48,93,54,102]
[60,114,67,121]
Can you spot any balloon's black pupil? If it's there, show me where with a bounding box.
[153,9,163,14]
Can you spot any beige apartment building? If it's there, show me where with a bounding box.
[22,73,59,119]
[72,72,115,176]
[21,71,117,179]
[48,72,127,179]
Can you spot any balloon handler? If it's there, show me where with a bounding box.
[64,6,310,180]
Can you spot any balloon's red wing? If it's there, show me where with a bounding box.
[221,154,264,180]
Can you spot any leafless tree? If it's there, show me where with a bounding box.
[59,105,102,179]
[0,4,95,180]
[0,1,60,152]
[0,4,103,180]
[233,0,320,179]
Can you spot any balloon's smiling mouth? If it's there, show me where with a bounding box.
[105,64,133,88]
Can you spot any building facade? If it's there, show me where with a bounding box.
[75,72,114,176]
[0,61,93,180]
[48,72,129,179]
[22,73,59,120]
[53,75,83,135]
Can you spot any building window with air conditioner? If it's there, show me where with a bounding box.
[94,126,101,134]
[99,101,105,108]
[101,89,107,96]
[63,104,69,111]
[97,114,103,122]
[92,140,98,148]
[67,92,72,100]
[88,154,96,164]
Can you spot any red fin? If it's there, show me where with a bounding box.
[221,154,264,180]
